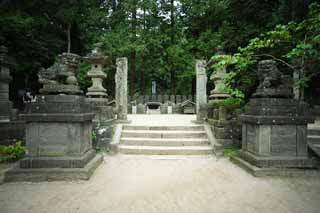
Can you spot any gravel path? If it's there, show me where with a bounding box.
[1,154,319,213]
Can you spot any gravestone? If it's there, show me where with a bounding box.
[238,60,318,170]
[151,95,157,102]
[163,95,169,103]
[170,95,175,104]
[137,103,146,114]
[115,57,128,122]
[196,60,208,123]
[157,95,163,103]
[176,95,182,103]
[5,53,102,182]
[145,95,150,103]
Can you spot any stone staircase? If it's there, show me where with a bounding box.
[118,125,213,155]
[308,125,320,157]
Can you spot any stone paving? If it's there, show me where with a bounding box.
[1,154,320,213]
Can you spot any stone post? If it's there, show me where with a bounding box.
[195,60,207,123]
[115,57,128,122]
[0,45,12,121]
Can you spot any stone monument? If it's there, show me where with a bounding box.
[233,60,319,175]
[84,43,114,149]
[195,60,208,123]
[115,57,129,122]
[5,53,102,182]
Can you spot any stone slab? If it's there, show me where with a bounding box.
[231,156,320,177]
[20,149,96,168]
[239,150,319,168]
[4,154,103,182]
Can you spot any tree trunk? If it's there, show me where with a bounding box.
[170,0,176,94]
[129,2,137,96]
[66,23,71,53]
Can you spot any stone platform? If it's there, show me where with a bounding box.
[231,155,320,177]
[4,154,103,182]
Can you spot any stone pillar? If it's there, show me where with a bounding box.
[5,53,103,182]
[235,60,317,171]
[196,60,207,123]
[115,57,128,122]
[0,45,12,121]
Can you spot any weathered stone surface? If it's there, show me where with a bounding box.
[5,93,102,181]
[84,43,108,99]
[196,60,207,122]
[239,60,317,169]
[209,49,230,103]
[115,58,128,121]
[38,53,82,95]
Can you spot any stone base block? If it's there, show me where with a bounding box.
[20,149,96,168]
[4,154,103,182]
[115,119,131,124]
[231,156,320,177]
[0,120,25,145]
[239,150,319,168]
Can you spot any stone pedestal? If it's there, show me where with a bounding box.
[5,53,102,182]
[240,98,315,168]
[5,95,102,181]
[236,60,319,174]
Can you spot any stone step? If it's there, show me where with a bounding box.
[120,137,210,146]
[121,130,207,139]
[118,145,213,155]
[122,125,204,131]
[308,127,320,136]
[308,135,320,144]
[308,142,320,158]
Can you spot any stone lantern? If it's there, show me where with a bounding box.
[85,43,108,99]
[0,45,12,121]
[209,48,230,104]
[84,43,115,149]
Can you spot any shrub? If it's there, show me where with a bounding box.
[0,141,26,163]
[209,97,243,109]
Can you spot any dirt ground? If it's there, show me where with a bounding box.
[1,154,320,213]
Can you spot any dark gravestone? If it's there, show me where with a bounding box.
[170,95,176,104]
